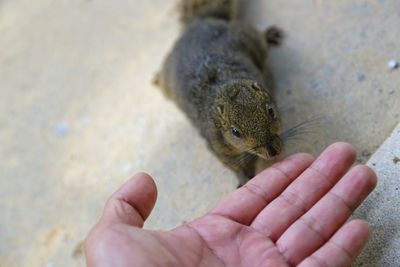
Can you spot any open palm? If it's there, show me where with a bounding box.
[85,143,376,267]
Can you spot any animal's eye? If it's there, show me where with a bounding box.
[231,127,241,138]
[267,106,276,119]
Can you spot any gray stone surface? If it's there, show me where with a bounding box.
[241,0,400,160]
[0,0,399,266]
[353,123,400,267]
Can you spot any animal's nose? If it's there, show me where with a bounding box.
[267,145,278,157]
[266,136,282,157]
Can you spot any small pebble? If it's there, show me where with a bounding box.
[388,59,399,69]
[55,122,70,136]
[361,150,371,158]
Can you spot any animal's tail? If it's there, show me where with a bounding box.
[179,0,237,23]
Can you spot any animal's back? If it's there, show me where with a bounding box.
[156,0,283,184]
[159,18,268,126]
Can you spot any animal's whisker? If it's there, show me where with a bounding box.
[280,117,323,141]
[231,152,258,167]
[282,135,308,143]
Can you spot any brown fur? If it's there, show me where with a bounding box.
[156,0,283,184]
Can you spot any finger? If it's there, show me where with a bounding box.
[298,220,371,267]
[276,166,377,265]
[251,142,356,239]
[210,153,315,225]
[100,172,158,228]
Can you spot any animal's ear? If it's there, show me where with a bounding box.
[251,82,262,91]
[216,104,225,116]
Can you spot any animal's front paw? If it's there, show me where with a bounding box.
[152,72,161,86]
[265,26,284,46]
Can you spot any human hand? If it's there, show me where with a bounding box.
[84,142,377,267]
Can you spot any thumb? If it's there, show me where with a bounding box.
[100,172,158,228]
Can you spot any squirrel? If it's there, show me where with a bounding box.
[155,0,284,185]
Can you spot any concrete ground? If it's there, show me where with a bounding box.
[353,123,400,267]
[0,0,399,266]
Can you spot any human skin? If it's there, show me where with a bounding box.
[84,142,377,267]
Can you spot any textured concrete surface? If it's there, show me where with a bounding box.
[242,0,400,159]
[353,123,400,267]
[0,0,399,266]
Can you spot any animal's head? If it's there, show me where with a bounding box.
[214,79,282,159]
